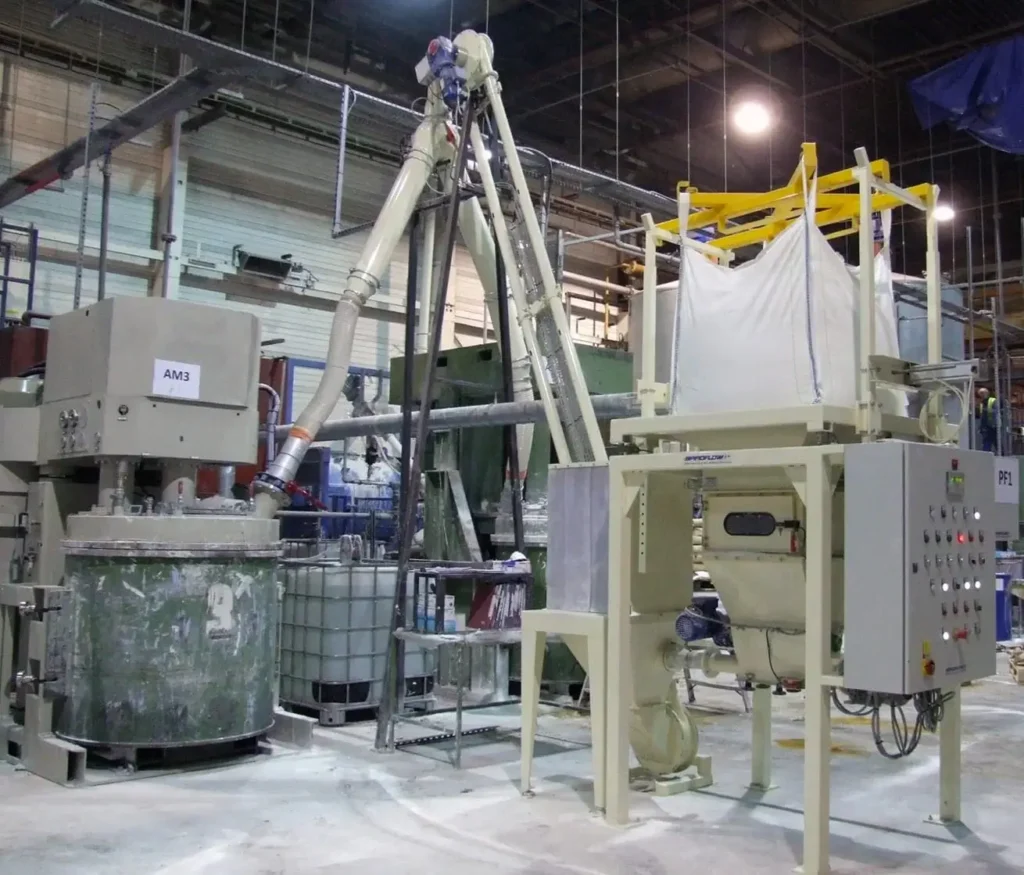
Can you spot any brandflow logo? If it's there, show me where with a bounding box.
[683,452,731,465]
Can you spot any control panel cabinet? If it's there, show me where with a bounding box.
[844,442,996,695]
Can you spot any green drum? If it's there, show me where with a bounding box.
[60,514,279,748]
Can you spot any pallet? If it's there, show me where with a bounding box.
[281,695,435,727]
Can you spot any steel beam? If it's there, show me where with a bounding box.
[0,66,244,209]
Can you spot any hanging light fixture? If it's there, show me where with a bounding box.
[733,100,771,136]
[934,204,955,222]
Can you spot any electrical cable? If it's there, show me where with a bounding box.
[831,687,872,717]
[870,689,952,760]
[764,629,782,686]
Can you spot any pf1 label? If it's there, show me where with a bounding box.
[152,358,201,400]
[995,457,1018,505]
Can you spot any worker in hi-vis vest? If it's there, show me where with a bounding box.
[977,386,999,452]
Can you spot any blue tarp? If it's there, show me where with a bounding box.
[909,36,1024,154]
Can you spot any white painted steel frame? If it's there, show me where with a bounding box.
[601,162,957,872]
[604,443,964,873]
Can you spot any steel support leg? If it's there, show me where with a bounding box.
[587,622,608,813]
[519,626,545,795]
[606,463,638,825]
[802,453,833,874]
[937,688,962,822]
[750,685,773,791]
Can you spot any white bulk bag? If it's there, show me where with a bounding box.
[669,212,902,416]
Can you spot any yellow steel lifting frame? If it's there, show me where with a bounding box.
[656,142,932,252]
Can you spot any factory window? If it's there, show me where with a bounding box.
[723,511,777,537]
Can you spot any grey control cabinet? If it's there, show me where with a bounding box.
[844,442,996,695]
[39,297,260,465]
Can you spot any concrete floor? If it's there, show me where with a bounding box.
[3,662,1024,875]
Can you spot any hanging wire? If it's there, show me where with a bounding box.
[871,26,879,159]
[686,0,692,184]
[449,0,455,39]
[896,86,907,276]
[978,147,988,291]
[721,0,727,192]
[578,0,584,167]
[614,0,619,181]
[767,25,772,189]
[949,126,956,282]
[839,60,846,260]
[272,0,281,61]
[241,0,248,51]
[485,0,490,33]
[801,0,807,144]
[304,1,315,74]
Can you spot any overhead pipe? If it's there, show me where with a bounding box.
[562,270,634,295]
[275,392,643,444]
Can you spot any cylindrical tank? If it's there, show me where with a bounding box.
[60,513,280,748]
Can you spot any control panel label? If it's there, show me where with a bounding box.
[995,457,1018,505]
[152,358,201,400]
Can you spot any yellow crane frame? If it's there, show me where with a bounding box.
[656,143,933,251]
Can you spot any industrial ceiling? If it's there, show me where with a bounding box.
[4,0,1024,277]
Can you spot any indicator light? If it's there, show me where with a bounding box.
[974,510,981,520]
[957,532,966,544]
[942,581,950,592]
[942,630,951,641]
[964,580,972,590]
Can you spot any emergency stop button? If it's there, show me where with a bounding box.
[922,658,936,677]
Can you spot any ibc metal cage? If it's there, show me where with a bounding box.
[277,537,436,725]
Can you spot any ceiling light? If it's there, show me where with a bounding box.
[934,204,955,222]
[733,101,771,136]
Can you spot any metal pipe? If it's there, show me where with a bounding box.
[73,82,98,311]
[663,645,740,678]
[218,465,235,498]
[494,221,524,550]
[586,235,681,266]
[97,151,112,301]
[967,226,975,448]
[0,242,9,324]
[26,225,37,312]
[992,296,1002,455]
[563,226,645,247]
[416,204,436,353]
[161,461,197,510]
[331,84,353,238]
[276,510,393,519]
[399,210,420,540]
[278,392,643,443]
[562,270,633,295]
[258,382,281,460]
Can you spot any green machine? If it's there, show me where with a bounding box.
[390,341,632,691]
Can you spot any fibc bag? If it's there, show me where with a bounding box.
[668,185,902,416]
